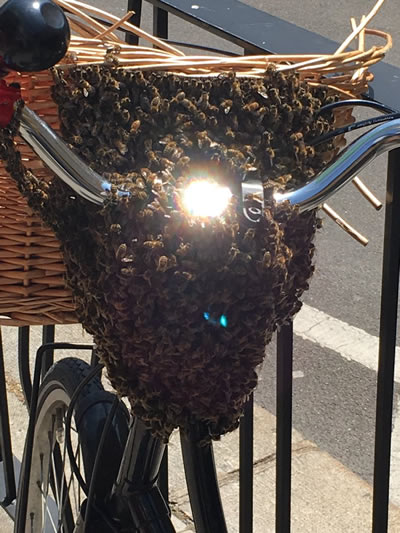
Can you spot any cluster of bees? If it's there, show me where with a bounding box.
[5,66,335,441]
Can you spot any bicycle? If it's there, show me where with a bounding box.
[0,0,398,532]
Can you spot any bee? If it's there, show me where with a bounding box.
[176,134,193,150]
[176,91,186,102]
[164,142,181,161]
[281,103,293,121]
[134,71,145,84]
[175,156,191,170]
[157,255,169,272]
[160,99,170,114]
[174,113,188,126]
[143,240,164,250]
[290,132,303,142]
[140,167,152,180]
[116,243,127,261]
[151,96,161,113]
[243,101,259,113]
[227,149,245,162]
[146,151,158,167]
[306,145,315,158]
[194,111,207,125]
[225,127,235,140]
[71,135,83,146]
[267,87,282,106]
[104,76,121,91]
[196,131,212,149]
[181,99,197,114]
[95,146,110,160]
[291,99,303,113]
[114,139,128,155]
[197,91,209,111]
[130,120,141,134]
[300,92,314,107]
[207,116,218,129]
[292,144,306,162]
[159,157,174,171]
[220,99,233,114]
[265,147,275,168]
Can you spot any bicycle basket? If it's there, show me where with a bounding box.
[0,0,391,438]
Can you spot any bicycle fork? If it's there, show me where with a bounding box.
[111,417,174,533]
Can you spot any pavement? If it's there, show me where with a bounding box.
[1,325,400,532]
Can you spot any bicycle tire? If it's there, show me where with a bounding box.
[14,357,129,532]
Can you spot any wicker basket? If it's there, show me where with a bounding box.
[0,0,391,326]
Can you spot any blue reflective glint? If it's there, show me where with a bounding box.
[203,312,210,321]
[220,314,228,328]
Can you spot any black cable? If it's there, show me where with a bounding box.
[64,363,104,496]
[310,112,400,146]
[84,395,120,533]
[318,99,398,116]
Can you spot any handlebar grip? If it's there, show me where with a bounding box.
[0,0,70,72]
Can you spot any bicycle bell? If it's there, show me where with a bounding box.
[0,0,70,73]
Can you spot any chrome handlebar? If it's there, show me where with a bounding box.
[19,106,400,211]
[20,107,108,205]
[275,118,400,211]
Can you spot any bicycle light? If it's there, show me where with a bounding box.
[182,179,232,217]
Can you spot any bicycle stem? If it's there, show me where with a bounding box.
[18,106,400,211]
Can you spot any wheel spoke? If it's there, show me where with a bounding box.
[16,359,115,533]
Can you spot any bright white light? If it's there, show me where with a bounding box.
[183,180,232,217]
[33,1,40,8]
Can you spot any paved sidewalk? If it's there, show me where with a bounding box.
[1,325,400,532]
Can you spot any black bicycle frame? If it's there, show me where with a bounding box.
[110,417,175,532]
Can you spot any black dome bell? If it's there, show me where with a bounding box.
[0,0,70,72]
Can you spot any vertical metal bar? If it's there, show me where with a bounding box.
[126,0,142,45]
[18,326,32,408]
[159,448,169,503]
[372,148,400,533]
[240,394,254,533]
[41,325,55,380]
[276,322,293,533]
[153,6,168,39]
[0,328,16,505]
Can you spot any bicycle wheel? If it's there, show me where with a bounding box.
[15,357,129,532]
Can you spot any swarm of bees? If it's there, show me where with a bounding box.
[4,66,336,441]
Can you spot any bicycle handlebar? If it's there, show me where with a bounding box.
[18,106,400,213]
[275,118,400,211]
[20,106,111,204]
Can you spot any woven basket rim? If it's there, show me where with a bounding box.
[53,0,391,98]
